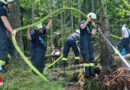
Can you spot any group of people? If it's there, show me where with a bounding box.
[61,13,101,77]
[1,0,129,81]
[0,0,101,78]
[26,12,100,78]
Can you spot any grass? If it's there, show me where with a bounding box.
[0,62,65,90]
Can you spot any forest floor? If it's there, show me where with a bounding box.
[0,60,103,90]
[0,58,130,90]
[0,61,84,90]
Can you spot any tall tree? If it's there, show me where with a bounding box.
[78,0,81,24]
[60,0,64,48]
[50,0,54,50]
[31,0,35,24]
[99,0,113,72]
[8,0,25,67]
[81,0,91,14]
[91,0,94,12]
[70,0,74,32]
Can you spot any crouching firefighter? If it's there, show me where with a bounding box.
[79,12,101,77]
[0,0,16,72]
[27,19,52,74]
[61,30,80,67]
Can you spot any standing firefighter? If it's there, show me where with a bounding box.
[27,19,52,74]
[61,30,80,67]
[0,0,15,72]
[79,13,100,77]
[116,24,130,54]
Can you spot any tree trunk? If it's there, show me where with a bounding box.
[8,0,26,68]
[81,0,91,14]
[70,0,73,32]
[60,0,64,48]
[91,0,94,12]
[31,0,35,24]
[99,0,113,72]
[78,0,81,24]
[50,19,53,50]
[67,0,73,33]
[50,0,54,50]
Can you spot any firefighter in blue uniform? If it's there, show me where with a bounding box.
[61,30,80,67]
[27,19,52,74]
[0,0,15,72]
[80,13,100,77]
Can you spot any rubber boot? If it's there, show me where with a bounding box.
[84,67,90,78]
[61,60,67,68]
[90,66,95,77]
[75,60,79,65]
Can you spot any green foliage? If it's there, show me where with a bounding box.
[19,0,130,56]
[102,0,130,21]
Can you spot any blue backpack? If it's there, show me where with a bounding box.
[121,48,126,55]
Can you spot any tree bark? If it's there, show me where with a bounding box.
[50,0,54,50]
[31,0,35,24]
[81,0,91,14]
[91,0,94,12]
[99,0,113,72]
[67,0,74,33]
[78,0,81,24]
[60,0,64,48]
[70,0,74,32]
[8,0,26,68]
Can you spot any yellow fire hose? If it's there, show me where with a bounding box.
[44,55,63,71]
[110,34,120,39]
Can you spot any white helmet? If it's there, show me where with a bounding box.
[76,29,80,34]
[0,0,14,4]
[87,12,97,19]
[35,23,43,30]
[8,0,14,3]
[123,24,127,27]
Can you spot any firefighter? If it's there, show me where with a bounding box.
[61,30,80,67]
[27,19,52,74]
[116,24,130,54]
[79,13,101,77]
[0,0,16,72]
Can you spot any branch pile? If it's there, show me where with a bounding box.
[103,68,130,90]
